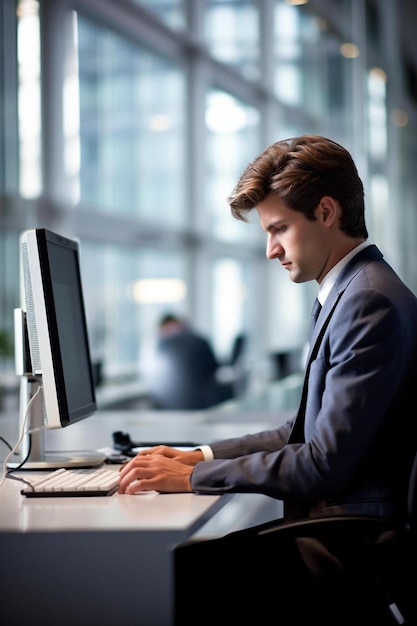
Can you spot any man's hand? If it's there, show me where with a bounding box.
[135,445,204,465]
[118,448,202,494]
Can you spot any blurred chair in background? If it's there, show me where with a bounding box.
[216,332,249,398]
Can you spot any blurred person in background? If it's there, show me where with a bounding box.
[145,313,234,410]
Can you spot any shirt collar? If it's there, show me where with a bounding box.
[317,240,372,306]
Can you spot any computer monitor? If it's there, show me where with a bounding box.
[8,228,105,470]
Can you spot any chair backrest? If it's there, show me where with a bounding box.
[407,450,417,530]
[230,333,247,365]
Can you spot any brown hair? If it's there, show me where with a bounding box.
[227,135,368,238]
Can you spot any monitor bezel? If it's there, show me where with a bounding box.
[22,228,97,429]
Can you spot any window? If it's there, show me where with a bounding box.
[204,89,261,242]
[77,16,186,225]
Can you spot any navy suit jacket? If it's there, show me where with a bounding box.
[191,245,417,521]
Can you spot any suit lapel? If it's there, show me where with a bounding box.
[289,245,384,445]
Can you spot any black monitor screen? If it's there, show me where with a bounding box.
[47,238,96,418]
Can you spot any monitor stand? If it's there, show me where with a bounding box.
[7,376,105,471]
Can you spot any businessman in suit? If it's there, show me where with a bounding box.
[119,136,417,623]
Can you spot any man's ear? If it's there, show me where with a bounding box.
[317,196,338,226]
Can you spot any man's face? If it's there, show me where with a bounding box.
[256,193,333,284]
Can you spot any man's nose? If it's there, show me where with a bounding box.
[266,238,282,260]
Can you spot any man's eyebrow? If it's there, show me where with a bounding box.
[265,219,286,231]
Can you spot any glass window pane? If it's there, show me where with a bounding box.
[204,89,261,242]
[203,0,260,80]
[17,0,41,198]
[82,242,187,381]
[367,68,387,160]
[132,0,186,30]
[76,15,186,225]
[273,1,355,137]
[212,258,246,360]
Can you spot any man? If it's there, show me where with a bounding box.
[146,313,233,409]
[119,136,417,622]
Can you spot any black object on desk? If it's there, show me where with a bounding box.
[112,431,199,456]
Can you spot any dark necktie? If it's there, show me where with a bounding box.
[288,297,323,449]
[310,297,322,337]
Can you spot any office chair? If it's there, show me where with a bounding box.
[173,451,417,626]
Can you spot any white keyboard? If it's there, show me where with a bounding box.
[21,466,120,498]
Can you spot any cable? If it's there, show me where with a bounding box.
[7,433,32,473]
[0,435,19,453]
[0,385,44,489]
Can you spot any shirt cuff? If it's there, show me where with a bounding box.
[196,445,214,461]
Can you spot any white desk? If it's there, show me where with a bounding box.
[0,408,285,625]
